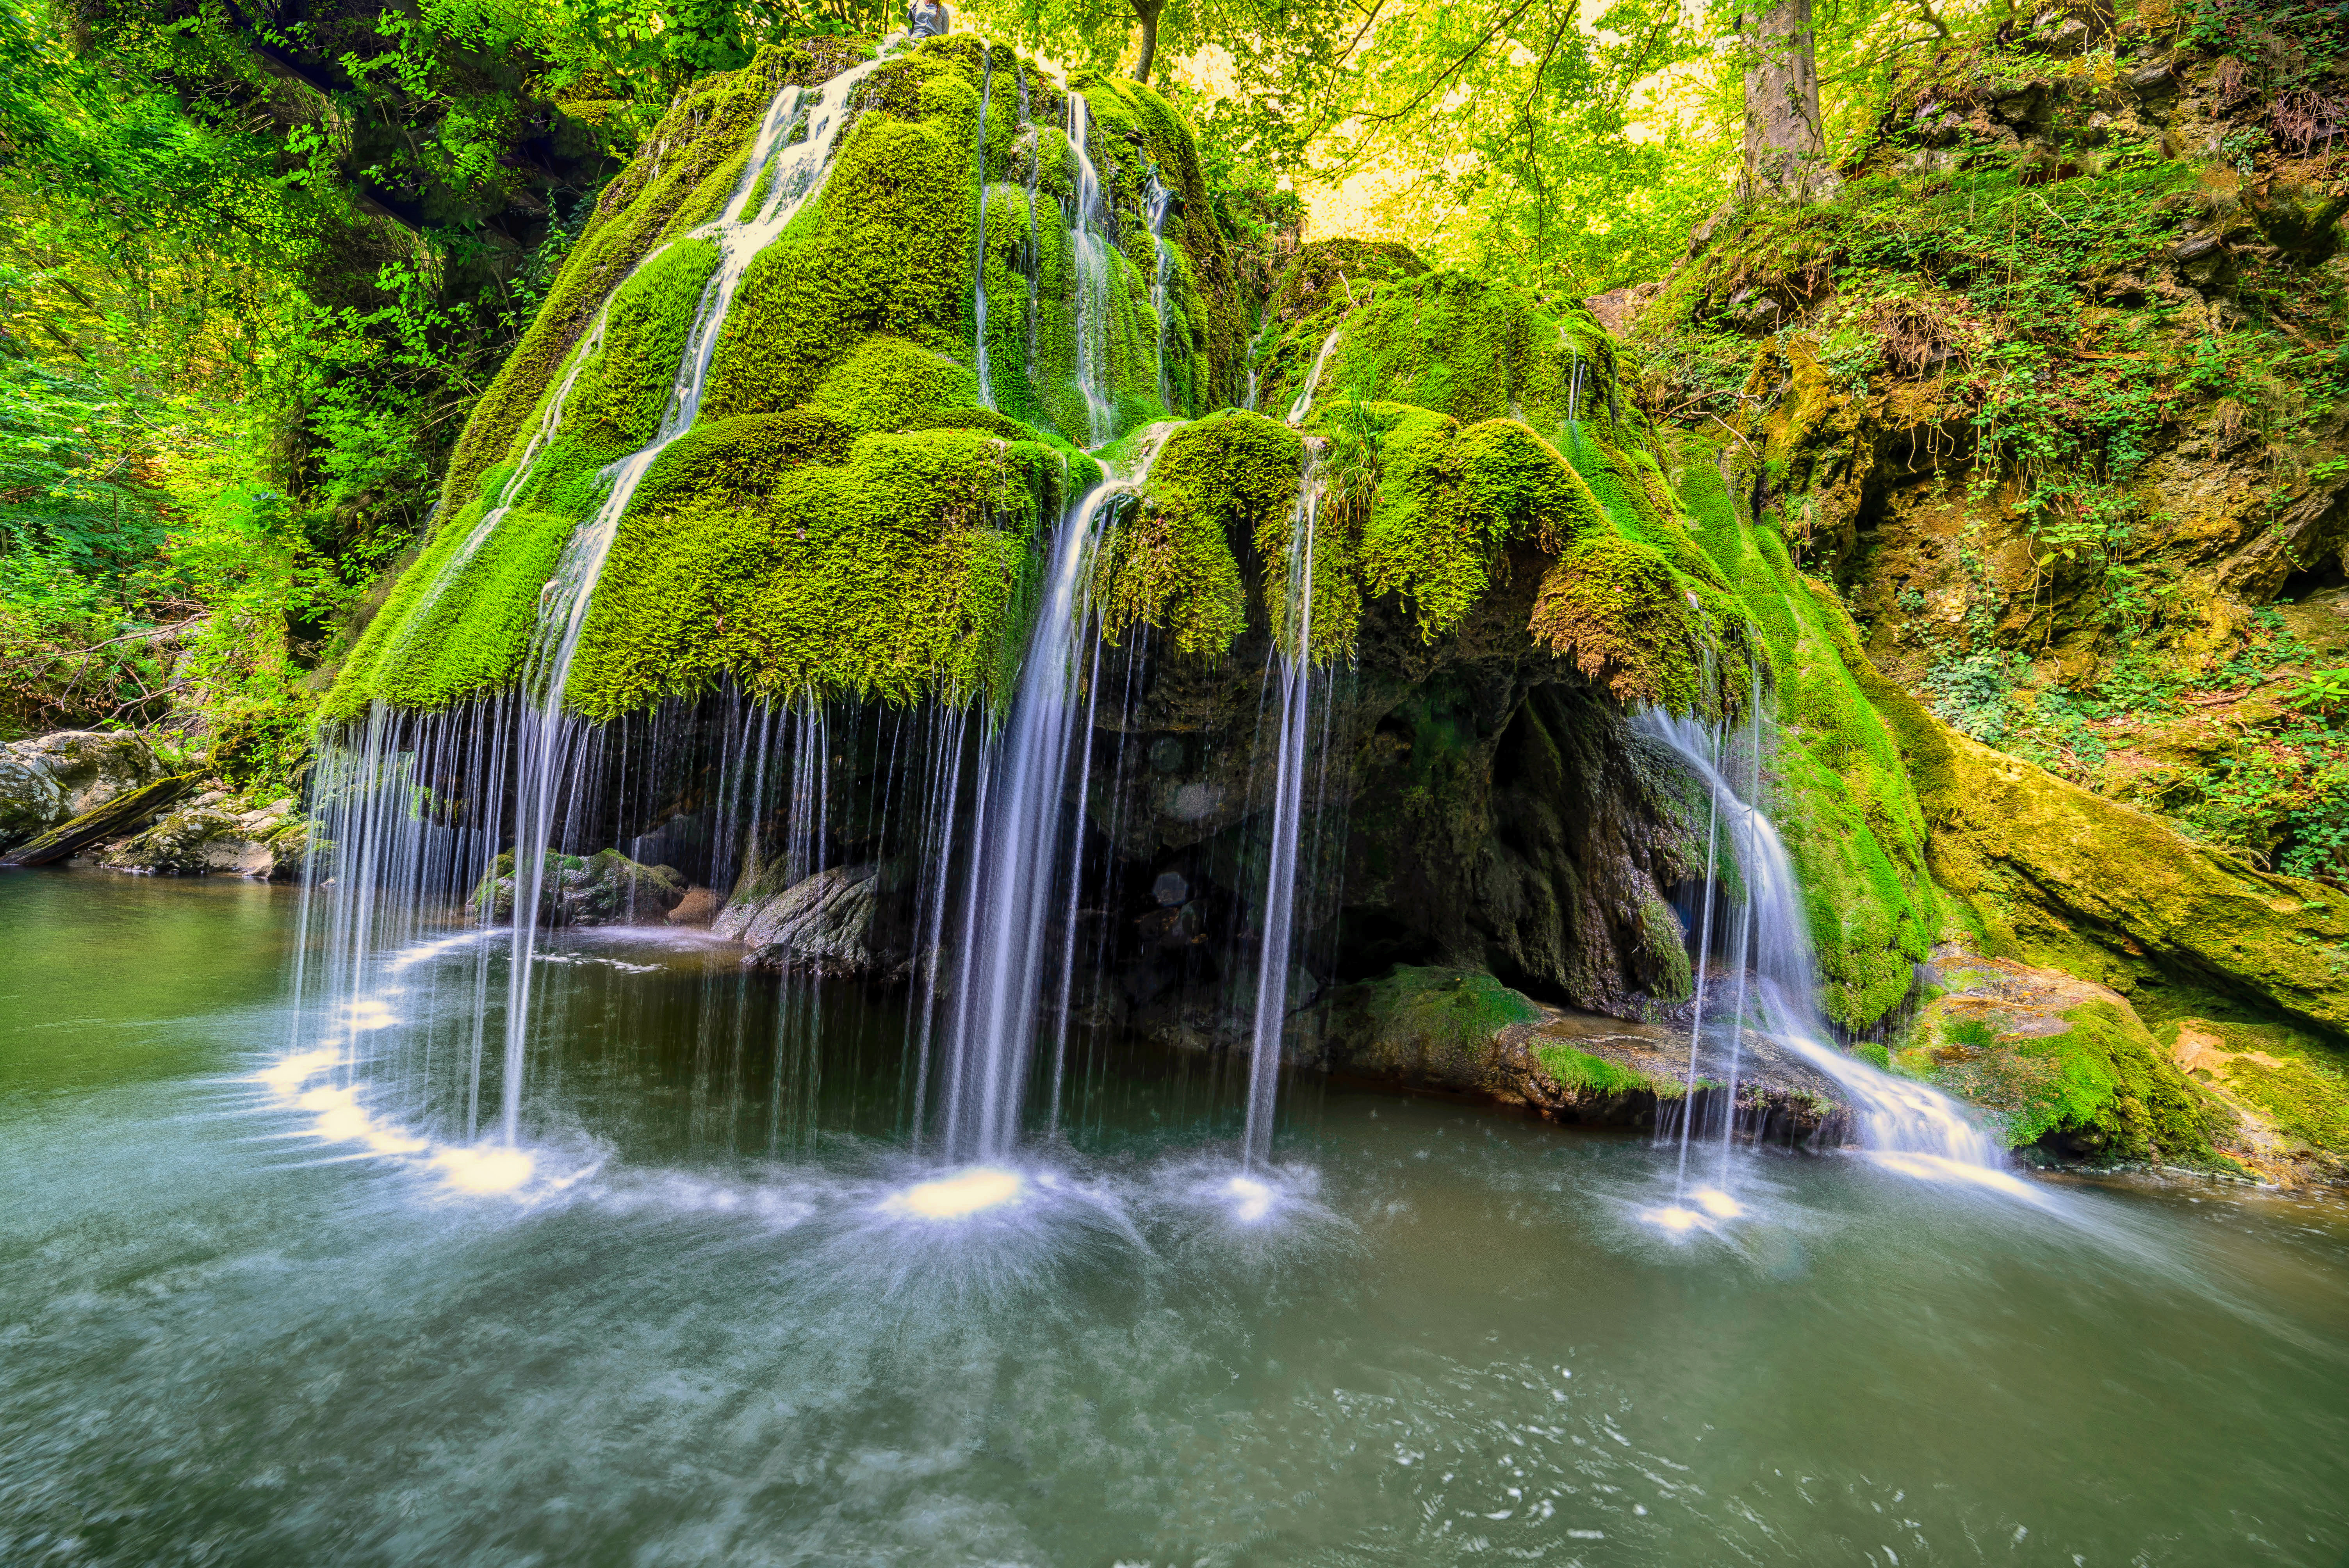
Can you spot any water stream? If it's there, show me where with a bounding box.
[1065,91,1114,446]
[1242,451,1324,1169]
[937,432,1173,1164]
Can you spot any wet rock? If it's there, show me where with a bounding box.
[101,794,307,877]
[0,731,162,850]
[474,849,688,926]
[667,886,720,926]
[2168,232,2233,288]
[2244,180,2349,267]
[2126,60,2176,109]
[1312,964,1848,1144]
[715,861,878,975]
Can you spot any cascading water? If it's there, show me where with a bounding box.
[1240,450,1324,1167]
[971,47,995,411]
[1065,92,1115,447]
[1144,171,1175,414]
[293,58,893,1155]
[497,56,890,1146]
[936,430,1175,1163]
[1286,327,1341,426]
[1638,708,2012,1181]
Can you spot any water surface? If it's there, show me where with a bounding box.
[4,870,2345,1565]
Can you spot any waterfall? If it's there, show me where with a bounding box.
[971,47,994,411]
[1637,709,2009,1174]
[1065,92,1114,447]
[1240,452,1324,1166]
[936,430,1174,1161]
[496,57,888,1146]
[292,58,891,1156]
[1144,171,1174,414]
[1286,328,1341,426]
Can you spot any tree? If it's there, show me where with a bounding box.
[1736,0,1836,203]
[1131,0,1165,81]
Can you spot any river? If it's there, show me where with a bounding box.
[4,868,2345,1565]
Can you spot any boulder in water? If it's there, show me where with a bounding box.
[472,849,688,926]
[99,793,307,878]
[715,861,881,976]
[1313,964,1849,1144]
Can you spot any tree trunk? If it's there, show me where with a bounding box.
[1737,0,1837,204]
[1132,0,1166,84]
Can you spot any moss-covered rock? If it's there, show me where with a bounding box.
[331,36,1217,722]
[1314,964,1846,1140]
[1923,722,2349,1038]
[472,848,688,926]
[1900,948,2223,1164]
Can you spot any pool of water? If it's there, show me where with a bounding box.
[4,869,2347,1565]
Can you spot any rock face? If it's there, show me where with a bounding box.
[473,850,687,926]
[0,731,162,850]
[1901,945,2218,1165]
[100,793,307,877]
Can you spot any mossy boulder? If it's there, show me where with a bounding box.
[472,848,687,926]
[1315,964,1846,1141]
[328,36,1220,722]
[1900,948,2224,1165]
[1922,723,2349,1038]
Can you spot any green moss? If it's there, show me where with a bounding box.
[1365,963,1544,1043]
[1529,537,1716,713]
[1918,1000,2217,1159]
[326,499,579,716]
[1531,1042,1657,1096]
[2221,1053,2349,1150]
[702,112,975,420]
[439,46,798,514]
[1096,410,1299,656]
[1255,249,1609,439]
[1637,893,1694,1002]
[1357,410,1591,642]
[565,418,1083,719]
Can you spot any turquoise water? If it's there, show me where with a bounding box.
[4,868,2346,1565]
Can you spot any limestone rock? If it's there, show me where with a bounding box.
[0,731,162,850]
[101,793,306,877]
[1900,946,2221,1165]
[715,861,879,975]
